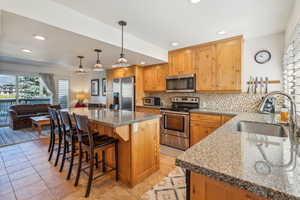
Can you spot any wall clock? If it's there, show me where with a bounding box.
[254,50,271,64]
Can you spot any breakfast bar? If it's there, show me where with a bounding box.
[62,107,161,187]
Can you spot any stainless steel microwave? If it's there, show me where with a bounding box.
[166,74,196,93]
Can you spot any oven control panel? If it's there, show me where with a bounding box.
[171,96,199,103]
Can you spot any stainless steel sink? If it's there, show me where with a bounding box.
[237,121,287,137]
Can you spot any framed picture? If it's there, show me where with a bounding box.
[102,78,107,96]
[91,79,99,96]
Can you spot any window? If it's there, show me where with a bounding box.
[283,24,300,111]
[58,80,69,109]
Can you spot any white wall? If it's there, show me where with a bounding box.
[242,33,284,92]
[285,0,300,46]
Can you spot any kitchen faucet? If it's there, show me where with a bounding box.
[259,91,300,139]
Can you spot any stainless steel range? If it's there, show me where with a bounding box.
[160,96,199,150]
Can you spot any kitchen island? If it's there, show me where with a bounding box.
[176,111,300,200]
[63,107,161,187]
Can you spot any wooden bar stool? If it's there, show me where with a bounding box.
[58,111,78,179]
[73,113,119,197]
[48,108,63,167]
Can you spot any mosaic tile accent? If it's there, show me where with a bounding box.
[141,167,186,200]
[145,92,264,112]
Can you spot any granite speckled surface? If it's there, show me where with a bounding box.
[176,112,300,200]
[190,108,239,116]
[136,105,165,109]
[62,107,161,128]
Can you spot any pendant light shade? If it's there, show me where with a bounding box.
[75,56,87,74]
[112,20,130,68]
[93,49,104,71]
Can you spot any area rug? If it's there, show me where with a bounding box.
[141,167,186,200]
[0,127,49,147]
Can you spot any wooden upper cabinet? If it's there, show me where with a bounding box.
[167,36,242,92]
[215,38,242,91]
[168,49,193,76]
[143,64,168,92]
[193,45,217,91]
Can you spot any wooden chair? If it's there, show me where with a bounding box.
[58,111,78,179]
[73,113,119,197]
[48,108,63,167]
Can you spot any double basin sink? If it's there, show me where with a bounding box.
[237,121,287,138]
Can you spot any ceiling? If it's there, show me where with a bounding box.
[53,0,295,50]
[0,11,164,70]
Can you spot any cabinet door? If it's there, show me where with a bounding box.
[191,172,268,200]
[154,64,168,91]
[193,45,217,91]
[143,64,168,92]
[143,67,155,91]
[190,123,217,146]
[221,115,235,125]
[216,38,242,91]
[168,49,193,76]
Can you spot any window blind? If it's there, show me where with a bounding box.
[283,24,300,111]
[57,80,69,108]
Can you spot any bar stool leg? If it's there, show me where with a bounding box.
[54,133,62,166]
[102,150,106,172]
[115,142,119,181]
[95,152,99,169]
[60,140,68,172]
[48,129,53,152]
[48,132,55,161]
[67,139,75,180]
[85,150,94,197]
[75,144,83,186]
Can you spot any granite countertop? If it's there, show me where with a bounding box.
[62,107,161,128]
[136,105,165,109]
[190,108,240,116]
[176,112,300,200]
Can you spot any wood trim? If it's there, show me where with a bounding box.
[143,62,168,68]
[169,35,243,53]
[196,90,242,94]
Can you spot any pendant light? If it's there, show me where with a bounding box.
[112,20,130,68]
[93,49,104,71]
[75,56,87,74]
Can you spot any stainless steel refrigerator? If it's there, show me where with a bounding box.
[112,76,135,111]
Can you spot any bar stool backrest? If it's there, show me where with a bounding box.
[59,111,73,132]
[73,113,94,147]
[48,108,62,134]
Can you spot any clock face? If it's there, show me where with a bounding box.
[255,50,271,64]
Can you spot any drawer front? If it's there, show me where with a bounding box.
[136,107,161,114]
[190,113,221,127]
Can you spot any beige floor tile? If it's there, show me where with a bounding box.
[25,189,55,200]
[14,180,48,200]
[11,172,42,190]
[0,192,16,200]
[8,167,37,181]
[50,182,78,200]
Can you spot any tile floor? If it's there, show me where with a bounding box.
[0,138,176,200]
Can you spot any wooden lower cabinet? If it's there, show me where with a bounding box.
[190,172,268,200]
[136,107,161,114]
[190,113,235,146]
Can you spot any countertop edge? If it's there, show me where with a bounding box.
[92,114,162,128]
[175,148,298,200]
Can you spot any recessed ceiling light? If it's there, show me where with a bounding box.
[140,61,146,65]
[33,35,46,41]
[190,0,201,4]
[21,49,32,53]
[217,30,227,35]
[171,42,179,47]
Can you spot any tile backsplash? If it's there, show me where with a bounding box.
[145,92,264,112]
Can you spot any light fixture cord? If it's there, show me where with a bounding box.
[79,57,82,68]
[121,24,124,56]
